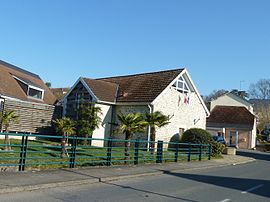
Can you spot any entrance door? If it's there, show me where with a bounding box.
[229,131,238,147]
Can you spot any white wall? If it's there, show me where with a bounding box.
[153,87,207,143]
[0,98,4,111]
[210,94,253,112]
[251,117,257,148]
[91,103,113,147]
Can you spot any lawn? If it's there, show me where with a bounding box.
[0,138,209,170]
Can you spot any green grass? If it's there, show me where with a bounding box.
[0,138,210,170]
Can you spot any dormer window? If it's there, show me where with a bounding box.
[28,86,44,99]
[13,75,44,100]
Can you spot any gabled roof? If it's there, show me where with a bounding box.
[97,68,184,102]
[64,68,210,116]
[207,106,255,127]
[212,92,252,106]
[0,60,56,105]
[82,78,118,103]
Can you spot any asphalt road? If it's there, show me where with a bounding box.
[0,150,269,202]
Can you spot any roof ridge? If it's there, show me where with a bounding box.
[213,105,255,116]
[214,105,248,109]
[0,59,41,80]
[96,68,185,80]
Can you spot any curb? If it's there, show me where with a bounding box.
[0,178,99,194]
[0,158,256,194]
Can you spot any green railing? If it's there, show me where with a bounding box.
[0,132,212,171]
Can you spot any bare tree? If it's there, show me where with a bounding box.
[230,89,249,99]
[249,79,270,99]
[249,79,270,132]
[203,89,228,110]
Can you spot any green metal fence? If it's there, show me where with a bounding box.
[0,132,212,171]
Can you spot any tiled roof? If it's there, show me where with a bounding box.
[0,60,56,105]
[207,106,255,126]
[82,78,118,103]
[94,68,184,102]
[0,60,40,79]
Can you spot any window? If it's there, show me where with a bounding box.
[172,76,190,93]
[28,87,43,99]
[13,75,44,100]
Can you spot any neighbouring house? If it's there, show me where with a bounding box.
[50,88,70,113]
[0,60,59,134]
[207,91,256,149]
[63,68,210,147]
[206,106,256,149]
[210,92,254,113]
[51,87,69,103]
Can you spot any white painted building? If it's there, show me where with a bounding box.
[63,68,210,147]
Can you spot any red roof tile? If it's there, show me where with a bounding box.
[207,106,255,126]
[82,78,118,103]
[96,68,184,103]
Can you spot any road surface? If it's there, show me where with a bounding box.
[0,150,269,202]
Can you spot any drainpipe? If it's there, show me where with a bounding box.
[147,104,153,150]
[0,96,5,132]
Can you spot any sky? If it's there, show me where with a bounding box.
[0,0,270,95]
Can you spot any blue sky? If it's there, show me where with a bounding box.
[0,0,269,95]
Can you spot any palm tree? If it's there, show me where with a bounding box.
[77,103,102,145]
[145,111,170,152]
[117,112,147,161]
[53,117,75,158]
[0,110,19,150]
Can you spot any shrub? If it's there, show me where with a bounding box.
[181,128,213,144]
[211,142,225,157]
[181,128,225,157]
[168,134,181,151]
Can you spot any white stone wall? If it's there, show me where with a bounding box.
[91,103,113,147]
[153,87,207,143]
[210,95,253,112]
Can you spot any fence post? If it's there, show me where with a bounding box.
[174,144,179,162]
[22,135,28,171]
[199,144,202,161]
[106,138,112,166]
[156,141,163,163]
[208,144,212,160]
[134,139,139,165]
[18,134,28,171]
[188,143,191,162]
[18,135,25,171]
[69,135,77,168]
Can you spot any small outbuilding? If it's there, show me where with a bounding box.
[207,106,256,149]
